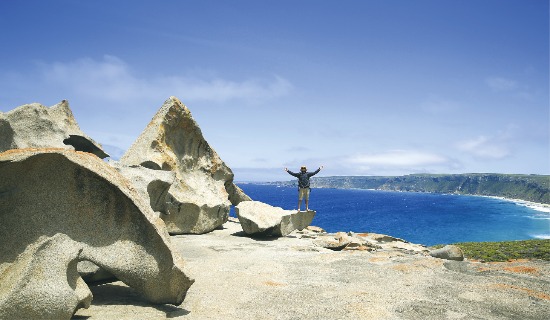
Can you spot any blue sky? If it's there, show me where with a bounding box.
[1,0,548,181]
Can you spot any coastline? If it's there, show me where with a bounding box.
[329,186,550,213]
[340,187,550,213]
[240,183,550,242]
[485,196,550,213]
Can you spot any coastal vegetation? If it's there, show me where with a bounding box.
[434,239,550,262]
[273,174,550,204]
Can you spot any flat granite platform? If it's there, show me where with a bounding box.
[74,219,550,319]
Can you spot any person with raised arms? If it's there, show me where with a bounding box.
[284,165,323,211]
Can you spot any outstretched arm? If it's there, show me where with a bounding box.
[284,167,299,177]
[308,165,323,177]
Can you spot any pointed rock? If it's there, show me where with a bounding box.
[120,96,249,234]
[0,100,108,158]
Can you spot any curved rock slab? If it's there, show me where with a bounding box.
[0,234,93,319]
[0,149,193,319]
[0,100,108,158]
[120,96,249,234]
[235,201,316,237]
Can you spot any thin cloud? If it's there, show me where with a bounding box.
[346,150,451,173]
[349,150,448,167]
[455,125,521,160]
[421,96,461,114]
[35,55,292,104]
[456,135,511,160]
[485,76,538,101]
[286,146,311,152]
[485,77,518,91]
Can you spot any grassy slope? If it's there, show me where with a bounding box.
[433,239,550,262]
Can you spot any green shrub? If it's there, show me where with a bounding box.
[432,239,550,262]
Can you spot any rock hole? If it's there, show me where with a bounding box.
[140,161,162,170]
[63,135,109,159]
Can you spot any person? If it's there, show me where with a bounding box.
[284,165,323,211]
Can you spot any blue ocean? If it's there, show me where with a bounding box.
[234,184,550,246]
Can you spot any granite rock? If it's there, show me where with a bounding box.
[430,245,465,261]
[77,261,116,284]
[0,100,108,158]
[313,232,352,251]
[0,233,93,319]
[110,161,176,217]
[0,149,193,319]
[235,201,316,237]
[120,96,249,234]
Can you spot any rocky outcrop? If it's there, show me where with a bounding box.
[430,245,464,261]
[0,100,108,158]
[120,96,249,234]
[299,230,425,252]
[312,232,352,251]
[110,161,176,218]
[235,201,316,237]
[75,219,550,320]
[0,149,194,320]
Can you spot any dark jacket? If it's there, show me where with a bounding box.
[286,168,321,188]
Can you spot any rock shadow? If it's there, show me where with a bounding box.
[230,230,280,242]
[80,283,190,318]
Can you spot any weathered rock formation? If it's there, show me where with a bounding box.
[0,100,108,158]
[120,96,250,234]
[110,161,176,218]
[0,233,93,319]
[235,201,316,236]
[0,149,194,319]
[429,244,464,261]
[77,261,116,284]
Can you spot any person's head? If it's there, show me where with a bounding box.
[300,166,307,172]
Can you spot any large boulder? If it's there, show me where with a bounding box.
[0,149,194,319]
[430,245,464,261]
[0,100,108,158]
[235,201,316,237]
[120,96,249,234]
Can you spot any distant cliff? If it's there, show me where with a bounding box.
[271,174,550,204]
